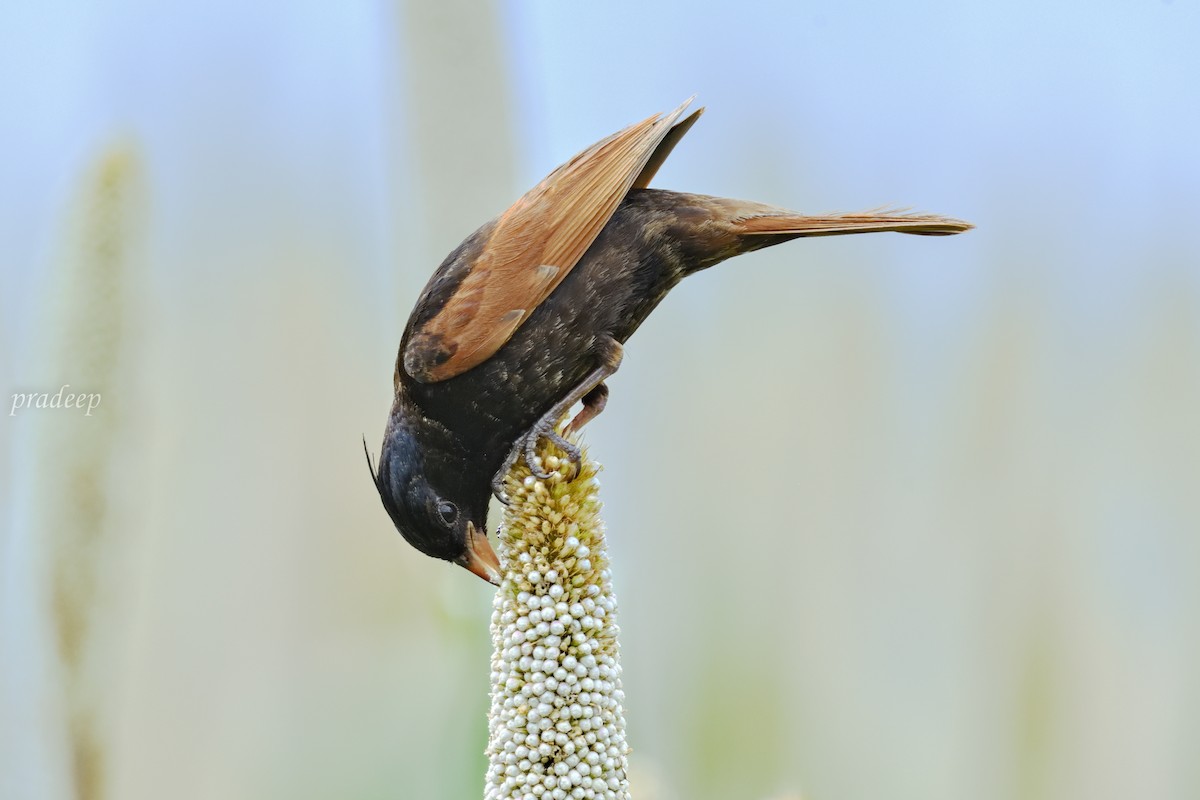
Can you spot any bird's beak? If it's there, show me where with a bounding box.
[459,521,502,586]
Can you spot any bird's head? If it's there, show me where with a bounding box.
[366,416,500,585]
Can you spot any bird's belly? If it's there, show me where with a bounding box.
[408,299,600,470]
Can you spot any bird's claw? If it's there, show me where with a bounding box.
[524,425,581,480]
[492,447,520,504]
[491,476,512,506]
[492,418,583,503]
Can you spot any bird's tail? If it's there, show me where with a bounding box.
[645,191,972,275]
[734,207,973,238]
[670,194,972,271]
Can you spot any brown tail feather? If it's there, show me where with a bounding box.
[654,192,972,276]
[735,209,973,237]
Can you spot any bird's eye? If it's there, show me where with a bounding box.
[436,500,458,527]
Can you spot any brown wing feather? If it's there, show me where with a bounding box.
[405,98,698,383]
[632,107,703,189]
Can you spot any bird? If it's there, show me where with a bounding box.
[366,98,971,584]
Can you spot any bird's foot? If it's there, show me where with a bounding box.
[523,420,580,480]
[490,340,622,503]
[491,468,513,506]
[490,419,580,503]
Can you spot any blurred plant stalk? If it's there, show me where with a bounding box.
[1,143,144,800]
[485,433,630,800]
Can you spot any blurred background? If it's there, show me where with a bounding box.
[2,1,1198,799]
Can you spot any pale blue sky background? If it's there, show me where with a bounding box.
[3,0,1198,344]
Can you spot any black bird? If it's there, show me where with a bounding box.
[367,99,971,584]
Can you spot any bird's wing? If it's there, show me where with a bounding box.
[403,98,700,384]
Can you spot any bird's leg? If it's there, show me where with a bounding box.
[492,338,623,499]
[565,382,608,437]
[523,338,623,479]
